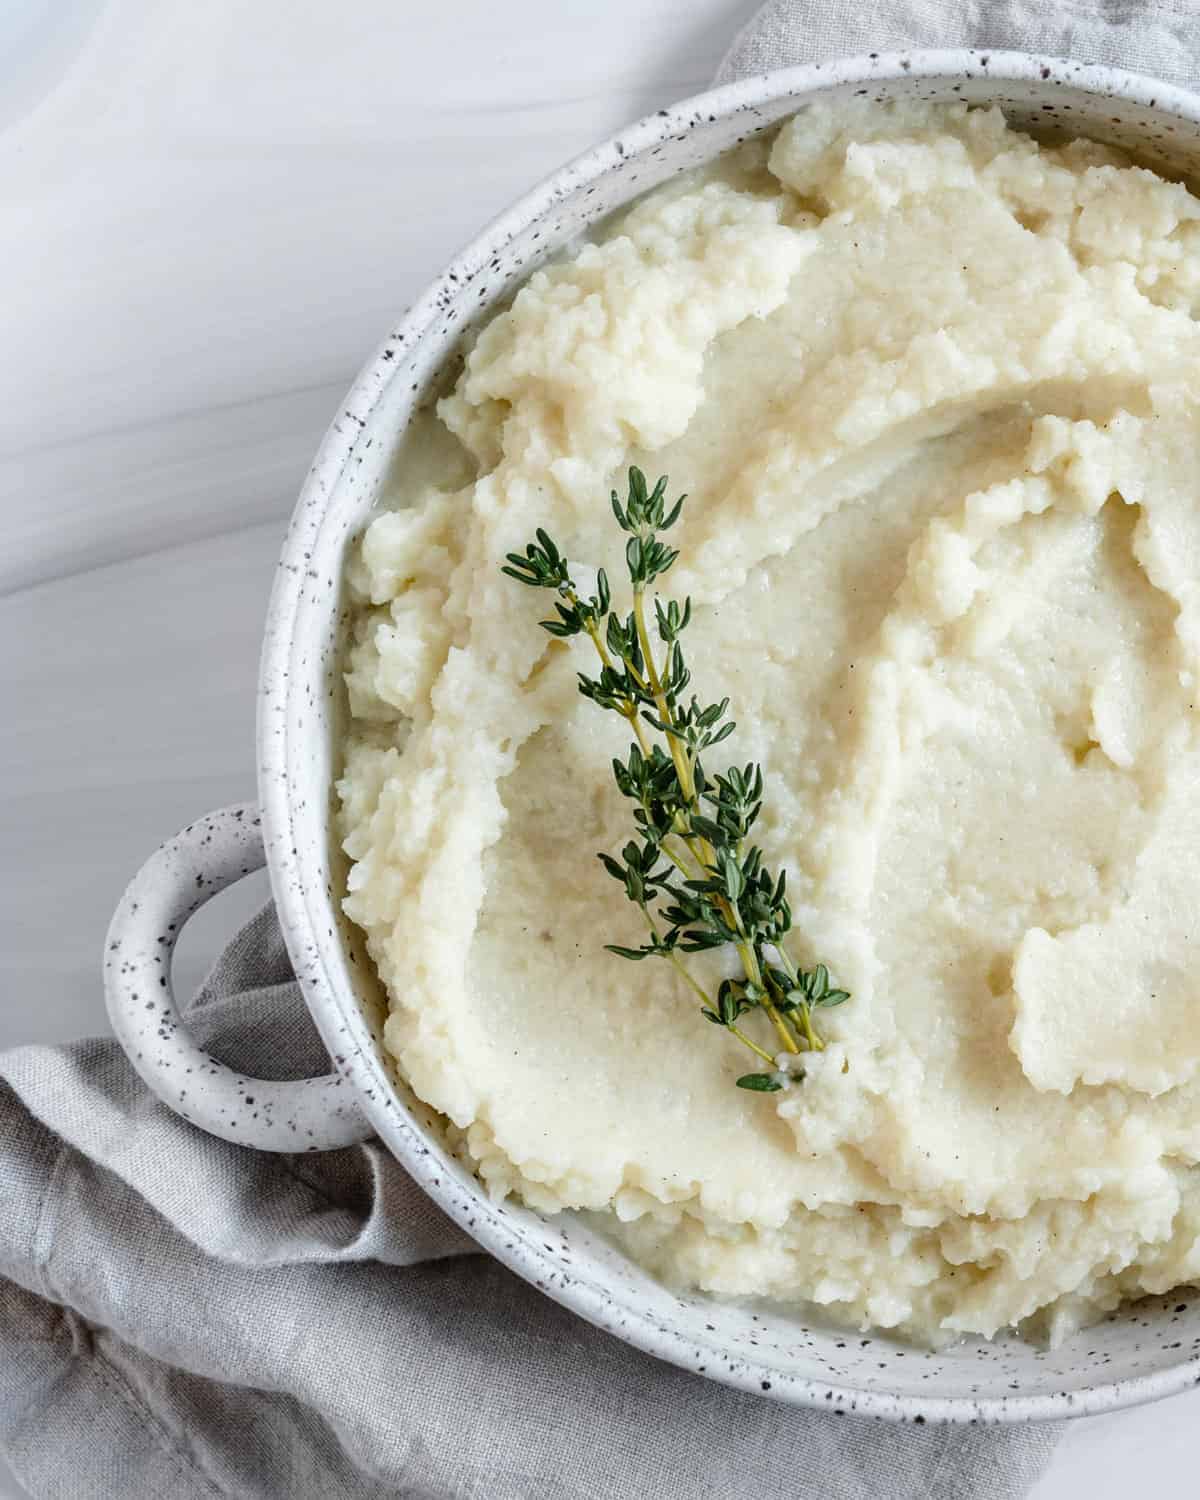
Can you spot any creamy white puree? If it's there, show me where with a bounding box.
[338,101,1200,1343]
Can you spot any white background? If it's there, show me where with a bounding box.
[2,1,1197,1494]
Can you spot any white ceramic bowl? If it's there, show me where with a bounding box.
[105,50,1200,1423]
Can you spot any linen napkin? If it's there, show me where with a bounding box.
[0,908,1059,1500]
[718,0,1200,87]
[5,3,1195,1495]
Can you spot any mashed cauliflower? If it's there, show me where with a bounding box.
[337,101,1200,1344]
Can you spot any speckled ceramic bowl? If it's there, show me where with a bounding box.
[105,51,1200,1422]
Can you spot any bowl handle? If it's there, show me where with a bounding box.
[103,803,372,1152]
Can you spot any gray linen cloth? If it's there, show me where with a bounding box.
[718,0,1200,86]
[5,4,1198,1494]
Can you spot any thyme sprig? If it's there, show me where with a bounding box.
[502,469,849,1092]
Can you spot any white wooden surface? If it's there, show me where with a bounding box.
[1,2,1196,1494]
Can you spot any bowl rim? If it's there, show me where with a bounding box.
[259,47,1200,1423]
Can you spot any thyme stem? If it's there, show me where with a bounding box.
[638,905,775,1067]
[633,584,696,806]
[501,469,851,1093]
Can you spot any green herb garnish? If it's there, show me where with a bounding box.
[502,468,849,1091]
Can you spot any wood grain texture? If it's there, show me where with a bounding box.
[2,2,1197,1494]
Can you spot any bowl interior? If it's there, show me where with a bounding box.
[262,53,1200,1420]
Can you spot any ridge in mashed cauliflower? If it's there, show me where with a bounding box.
[337,100,1200,1345]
